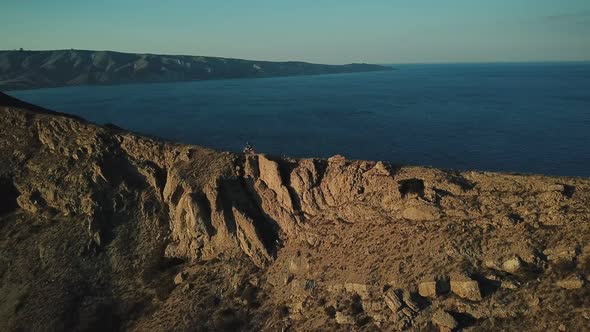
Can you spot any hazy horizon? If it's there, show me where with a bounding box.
[2,48,590,66]
[2,0,590,65]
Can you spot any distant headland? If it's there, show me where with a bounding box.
[0,49,392,91]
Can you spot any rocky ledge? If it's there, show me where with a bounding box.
[0,92,589,331]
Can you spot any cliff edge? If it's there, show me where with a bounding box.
[1,92,589,331]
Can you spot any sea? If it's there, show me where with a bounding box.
[8,62,590,177]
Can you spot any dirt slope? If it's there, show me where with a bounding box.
[0,92,589,331]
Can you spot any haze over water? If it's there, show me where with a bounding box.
[10,62,590,177]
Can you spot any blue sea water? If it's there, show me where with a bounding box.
[8,62,590,177]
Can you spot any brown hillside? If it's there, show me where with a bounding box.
[0,92,589,331]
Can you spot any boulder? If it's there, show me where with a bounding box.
[362,300,387,314]
[174,271,186,285]
[344,283,371,298]
[402,204,441,221]
[418,278,450,298]
[450,273,482,301]
[395,316,411,330]
[288,256,310,274]
[546,184,565,192]
[335,311,355,325]
[556,276,585,290]
[418,281,438,298]
[384,288,404,312]
[401,307,414,318]
[502,256,524,273]
[402,290,420,312]
[544,247,577,262]
[501,280,519,290]
[432,310,458,331]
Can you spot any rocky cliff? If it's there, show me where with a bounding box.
[0,50,391,90]
[1,92,589,331]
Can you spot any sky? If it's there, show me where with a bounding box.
[1,0,589,64]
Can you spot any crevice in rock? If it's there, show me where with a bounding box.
[471,273,501,298]
[0,177,20,216]
[562,184,575,199]
[448,172,475,191]
[169,184,184,206]
[398,178,425,199]
[452,312,478,330]
[383,162,403,176]
[220,176,281,256]
[30,190,47,208]
[432,188,453,205]
[239,177,281,256]
[98,154,146,189]
[508,213,524,224]
[215,179,238,235]
[312,159,329,189]
[273,157,304,218]
[190,192,215,236]
[145,160,167,197]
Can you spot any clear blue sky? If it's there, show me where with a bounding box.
[1,0,589,64]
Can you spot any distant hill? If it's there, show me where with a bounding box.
[0,49,392,90]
